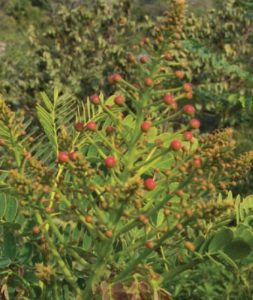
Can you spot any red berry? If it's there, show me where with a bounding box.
[163,94,177,109]
[164,52,173,60]
[58,151,69,163]
[106,125,115,134]
[114,95,125,106]
[128,53,136,63]
[114,74,123,82]
[183,83,192,92]
[108,73,123,85]
[190,119,201,129]
[86,121,97,131]
[186,91,193,99]
[90,94,100,104]
[108,75,114,84]
[175,70,185,79]
[144,178,156,191]
[140,55,149,64]
[141,121,152,132]
[193,158,202,168]
[183,104,196,115]
[184,131,193,141]
[144,78,154,87]
[105,156,117,168]
[170,139,182,151]
[74,121,84,132]
[32,226,40,234]
[69,151,79,161]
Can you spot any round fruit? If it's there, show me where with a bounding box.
[175,70,185,79]
[143,37,150,44]
[193,158,202,168]
[114,95,125,106]
[105,230,113,238]
[74,121,84,132]
[86,121,97,131]
[185,209,193,217]
[69,151,79,161]
[144,178,156,190]
[90,94,100,104]
[163,94,177,109]
[184,131,193,141]
[144,78,154,87]
[138,214,146,222]
[32,226,40,234]
[105,156,117,168]
[184,241,195,252]
[183,104,195,115]
[128,53,136,63]
[140,55,149,64]
[183,83,192,92]
[85,215,93,223]
[108,73,122,84]
[141,121,152,132]
[176,190,184,197]
[58,151,69,163]
[145,240,155,249]
[186,91,193,99]
[106,125,115,134]
[190,119,201,129]
[176,223,183,230]
[170,139,182,151]
[164,52,172,60]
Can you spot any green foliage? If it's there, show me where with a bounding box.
[0,0,146,105]
[0,1,252,299]
[0,3,252,295]
[170,192,253,299]
[5,0,43,24]
[184,0,253,127]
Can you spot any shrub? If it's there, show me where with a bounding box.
[0,0,146,106]
[0,2,252,298]
[183,0,253,127]
[0,1,253,299]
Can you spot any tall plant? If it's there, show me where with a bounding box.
[0,2,252,299]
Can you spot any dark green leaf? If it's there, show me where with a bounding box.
[208,228,234,253]
[223,240,252,260]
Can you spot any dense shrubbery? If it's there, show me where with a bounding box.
[184,0,253,127]
[0,0,148,105]
[0,0,252,299]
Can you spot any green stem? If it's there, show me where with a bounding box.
[48,165,64,209]
[52,281,61,300]
[153,87,182,96]
[153,110,183,126]
[120,79,139,92]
